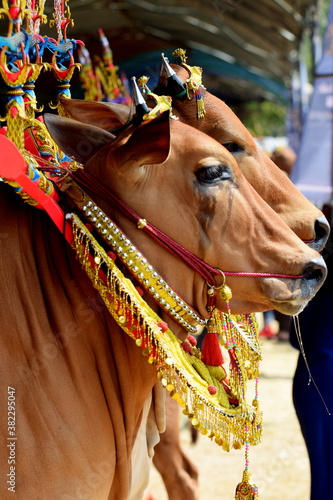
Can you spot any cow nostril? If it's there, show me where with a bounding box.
[314,216,330,245]
[303,267,323,282]
[302,257,327,282]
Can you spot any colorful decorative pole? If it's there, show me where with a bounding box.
[23,0,48,120]
[48,0,83,115]
[0,0,55,203]
[0,0,30,36]
[0,0,32,151]
[77,45,98,101]
[77,29,131,104]
[94,28,129,103]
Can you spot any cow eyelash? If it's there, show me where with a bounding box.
[222,142,244,154]
[196,165,232,184]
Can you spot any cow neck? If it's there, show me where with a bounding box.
[65,208,263,453]
[66,180,207,334]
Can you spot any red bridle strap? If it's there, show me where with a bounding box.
[71,170,304,283]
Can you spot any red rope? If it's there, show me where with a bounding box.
[71,170,304,283]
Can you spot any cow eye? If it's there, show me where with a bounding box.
[222,142,244,154]
[196,164,232,184]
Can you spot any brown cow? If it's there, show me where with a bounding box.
[59,90,329,499]
[0,109,326,499]
[60,78,330,499]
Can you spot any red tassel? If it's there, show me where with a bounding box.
[157,321,168,332]
[142,488,158,500]
[187,335,197,346]
[201,330,224,366]
[181,341,194,355]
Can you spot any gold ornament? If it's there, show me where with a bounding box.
[172,48,206,118]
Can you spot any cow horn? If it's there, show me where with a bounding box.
[131,76,150,123]
[160,52,187,98]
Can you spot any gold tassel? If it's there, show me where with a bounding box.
[196,91,206,118]
[235,470,259,499]
[235,424,259,499]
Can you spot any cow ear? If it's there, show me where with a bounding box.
[44,113,116,164]
[119,111,170,166]
[59,98,130,131]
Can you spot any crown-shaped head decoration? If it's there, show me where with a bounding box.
[137,75,175,120]
[171,48,206,119]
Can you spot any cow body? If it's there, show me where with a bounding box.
[0,184,163,499]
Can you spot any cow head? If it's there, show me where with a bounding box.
[152,63,330,253]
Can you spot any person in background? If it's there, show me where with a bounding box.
[290,228,333,500]
[270,146,297,177]
[274,143,333,498]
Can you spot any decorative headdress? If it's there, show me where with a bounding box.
[137,75,176,120]
[131,76,150,122]
[159,52,187,97]
[160,48,206,118]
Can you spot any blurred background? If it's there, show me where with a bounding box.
[40,0,331,148]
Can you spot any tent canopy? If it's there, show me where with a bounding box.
[60,0,318,103]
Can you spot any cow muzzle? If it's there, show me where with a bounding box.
[260,256,327,315]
